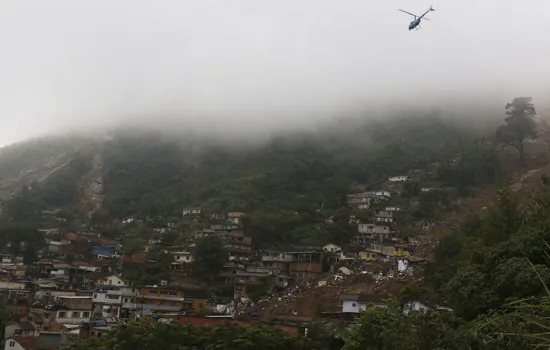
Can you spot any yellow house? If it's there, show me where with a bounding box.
[358,251,378,261]
[138,286,185,312]
[392,247,411,258]
[191,298,208,312]
[358,245,411,261]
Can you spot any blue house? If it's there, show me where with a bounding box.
[92,246,115,258]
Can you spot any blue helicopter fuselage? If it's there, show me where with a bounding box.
[409,18,421,30]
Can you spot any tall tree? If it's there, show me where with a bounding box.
[192,235,227,281]
[496,97,537,164]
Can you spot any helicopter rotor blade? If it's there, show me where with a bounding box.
[398,9,419,18]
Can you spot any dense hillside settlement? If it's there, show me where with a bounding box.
[1,100,550,349]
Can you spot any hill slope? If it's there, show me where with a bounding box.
[0,113,503,247]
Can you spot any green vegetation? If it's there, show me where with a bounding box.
[93,113,502,248]
[62,319,319,350]
[496,96,538,163]
[192,235,227,280]
[343,178,550,349]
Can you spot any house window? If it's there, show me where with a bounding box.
[185,256,189,261]
[149,289,157,294]
[169,292,176,296]
[71,312,79,318]
[9,341,15,347]
[83,312,90,318]
[58,311,66,318]
[160,291,168,295]
[352,303,357,307]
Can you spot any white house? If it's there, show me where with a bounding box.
[96,275,129,287]
[55,309,91,325]
[4,338,25,350]
[358,224,390,234]
[375,191,391,199]
[388,176,408,182]
[385,207,401,212]
[4,322,36,339]
[340,293,387,313]
[182,208,201,218]
[322,243,342,253]
[172,251,194,264]
[227,212,246,224]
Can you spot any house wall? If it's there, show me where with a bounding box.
[92,292,122,305]
[4,324,19,339]
[289,262,322,273]
[97,276,127,286]
[358,251,377,261]
[52,310,91,329]
[358,224,390,234]
[342,300,367,313]
[173,254,194,263]
[138,287,184,298]
[323,244,341,252]
[4,338,25,350]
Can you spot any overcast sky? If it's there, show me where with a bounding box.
[0,0,549,145]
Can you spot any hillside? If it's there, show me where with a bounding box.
[0,112,506,248]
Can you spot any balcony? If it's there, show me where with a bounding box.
[234,278,264,286]
[122,302,138,309]
[139,295,185,302]
[93,293,122,305]
[108,289,138,297]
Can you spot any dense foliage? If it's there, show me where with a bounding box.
[346,179,550,349]
[95,114,501,247]
[62,319,319,350]
[496,96,538,163]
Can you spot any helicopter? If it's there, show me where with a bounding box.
[399,5,435,31]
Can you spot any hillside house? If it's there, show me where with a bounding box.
[346,193,374,211]
[260,250,324,278]
[171,249,194,272]
[421,187,440,192]
[137,286,185,313]
[172,250,194,264]
[374,211,394,224]
[233,271,270,299]
[5,321,37,339]
[91,246,116,259]
[227,212,246,225]
[354,224,391,245]
[182,208,202,219]
[374,191,391,200]
[323,243,341,253]
[385,207,401,212]
[223,230,254,261]
[388,176,408,182]
[47,296,93,331]
[95,275,128,287]
[340,293,387,313]
[210,213,224,221]
[92,287,138,318]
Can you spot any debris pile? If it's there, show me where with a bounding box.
[235,259,421,321]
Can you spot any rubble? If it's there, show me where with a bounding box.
[234,258,421,321]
